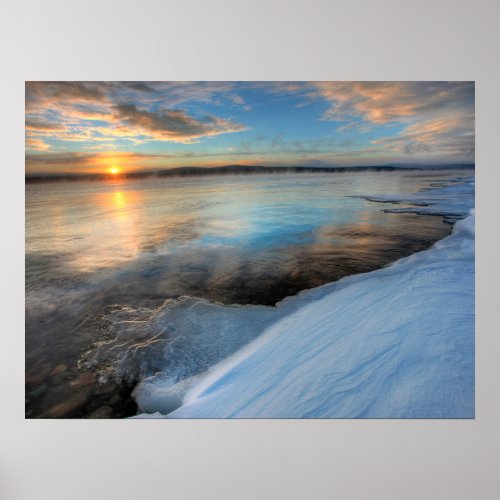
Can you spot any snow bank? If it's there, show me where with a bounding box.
[165,212,474,418]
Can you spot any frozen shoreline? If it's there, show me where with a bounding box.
[135,209,474,418]
[130,175,475,418]
[160,211,474,418]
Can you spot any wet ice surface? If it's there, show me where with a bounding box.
[25,170,473,418]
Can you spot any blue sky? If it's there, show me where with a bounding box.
[25,81,474,174]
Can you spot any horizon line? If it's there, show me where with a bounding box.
[25,163,475,182]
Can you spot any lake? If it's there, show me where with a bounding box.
[25,170,468,418]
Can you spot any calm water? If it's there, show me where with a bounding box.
[26,171,464,418]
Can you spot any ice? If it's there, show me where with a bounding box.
[80,296,280,391]
[164,211,474,418]
[355,175,475,222]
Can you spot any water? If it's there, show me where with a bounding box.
[25,170,470,418]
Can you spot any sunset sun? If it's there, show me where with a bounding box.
[108,166,121,175]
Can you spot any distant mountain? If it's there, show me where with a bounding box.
[25,163,475,183]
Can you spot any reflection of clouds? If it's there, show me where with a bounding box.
[205,218,249,239]
[123,211,451,306]
[65,186,144,272]
[313,212,449,260]
[26,180,204,274]
[26,172,458,307]
[89,184,206,267]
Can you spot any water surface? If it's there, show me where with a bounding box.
[25,170,468,418]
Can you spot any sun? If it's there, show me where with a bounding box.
[108,166,122,175]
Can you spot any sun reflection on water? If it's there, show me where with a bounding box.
[53,186,146,273]
[113,191,127,209]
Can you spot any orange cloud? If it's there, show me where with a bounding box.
[373,113,475,156]
[26,138,50,151]
[310,81,474,125]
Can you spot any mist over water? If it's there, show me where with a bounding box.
[25,170,471,418]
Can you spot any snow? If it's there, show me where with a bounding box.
[162,211,474,418]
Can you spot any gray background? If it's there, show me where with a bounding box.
[1,0,499,498]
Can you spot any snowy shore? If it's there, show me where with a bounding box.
[134,210,474,418]
[133,176,475,418]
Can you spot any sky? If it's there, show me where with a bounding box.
[25,81,475,175]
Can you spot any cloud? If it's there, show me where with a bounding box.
[26,152,98,166]
[25,119,64,151]
[230,94,252,111]
[25,82,111,115]
[24,81,475,171]
[136,81,236,106]
[119,82,158,93]
[25,138,50,151]
[113,103,247,143]
[373,113,475,158]
[25,82,248,147]
[271,133,285,148]
[25,119,66,131]
[26,81,109,101]
[303,82,474,159]
[310,81,474,125]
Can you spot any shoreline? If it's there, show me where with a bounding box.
[25,174,474,418]
[161,210,475,418]
[131,176,474,418]
[27,217,453,419]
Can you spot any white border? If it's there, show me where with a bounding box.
[1,1,499,499]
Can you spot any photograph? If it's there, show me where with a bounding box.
[25,81,475,419]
